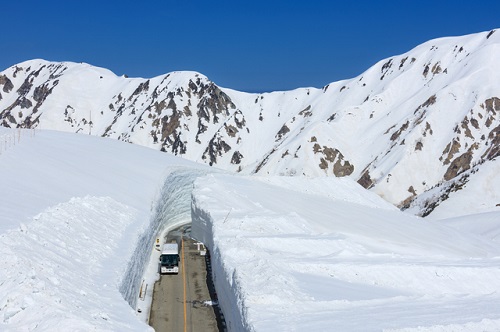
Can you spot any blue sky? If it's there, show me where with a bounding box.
[2,1,499,92]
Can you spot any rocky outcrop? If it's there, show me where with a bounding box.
[0,75,13,93]
[2,28,500,217]
[314,143,354,177]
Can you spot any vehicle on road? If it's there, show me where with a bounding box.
[159,243,180,274]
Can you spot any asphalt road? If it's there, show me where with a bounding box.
[149,227,219,332]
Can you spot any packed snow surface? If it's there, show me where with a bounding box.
[0,196,142,330]
[2,127,500,331]
[191,174,500,331]
[0,128,206,330]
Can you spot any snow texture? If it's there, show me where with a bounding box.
[1,127,500,331]
[0,196,143,330]
[2,30,500,219]
[0,128,206,331]
[2,30,500,332]
[191,174,500,331]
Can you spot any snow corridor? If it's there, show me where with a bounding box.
[121,168,211,310]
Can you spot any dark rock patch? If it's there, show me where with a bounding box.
[275,124,290,141]
[0,75,14,93]
[358,170,373,189]
[231,151,243,164]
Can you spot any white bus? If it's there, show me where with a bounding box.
[159,243,179,274]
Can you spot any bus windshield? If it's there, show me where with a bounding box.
[161,254,179,266]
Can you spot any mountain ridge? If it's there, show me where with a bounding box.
[1,29,500,218]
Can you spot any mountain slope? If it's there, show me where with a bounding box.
[1,29,500,217]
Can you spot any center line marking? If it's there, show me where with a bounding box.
[182,237,187,332]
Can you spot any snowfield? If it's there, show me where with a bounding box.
[191,174,500,331]
[0,196,142,330]
[1,127,500,331]
[0,128,207,330]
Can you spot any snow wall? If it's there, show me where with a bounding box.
[120,168,209,309]
[191,191,249,332]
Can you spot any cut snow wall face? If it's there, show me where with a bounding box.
[119,167,210,308]
[191,193,248,332]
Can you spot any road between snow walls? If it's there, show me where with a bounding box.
[124,168,213,307]
[139,169,248,331]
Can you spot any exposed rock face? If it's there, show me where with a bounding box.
[0,75,14,93]
[357,170,374,189]
[314,144,354,177]
[444,149,474,181]
[1,29,500,217]
[276,124,290,141]
[483,124,500,160]
[231,151,243,165]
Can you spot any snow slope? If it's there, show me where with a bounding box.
[0,128,208,330]
[2,127,500,331]
[191,174,500,331]
[2,29,500,218]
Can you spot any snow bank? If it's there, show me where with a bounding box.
[0,129,208,330]
[191,194,248,331]
[123,168,212,311]
[0,196,147,330]
[3,126,500,331]
[191,173,500,331]
[440,210,500,243]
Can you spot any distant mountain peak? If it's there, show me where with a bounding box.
[1,29,500,217]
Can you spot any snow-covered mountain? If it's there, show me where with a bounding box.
[2,128,500,331]
[1,29,500,217]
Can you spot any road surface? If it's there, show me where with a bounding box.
[149,226,220,332]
